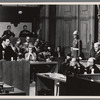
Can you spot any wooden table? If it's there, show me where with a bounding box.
[30,61,58,81]
[30,61,58,72]
[0,83,26,95]
[65,74,100,96]
[36,73,66,96]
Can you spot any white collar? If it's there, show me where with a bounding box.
[1,43,6,49]
[97,50,100,54]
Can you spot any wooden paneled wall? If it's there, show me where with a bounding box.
[55,5,78,54]
[40,5,95,59]
[39,6,49,41]
[78,5,95,58]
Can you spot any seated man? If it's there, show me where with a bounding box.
[0,36,17,61]
[54,46,65,58]
[19,25,34,37]
[59,56,71,75]
[94,42,100,64]
[25,44,37,61]
[2,25,15,38]
[15,38,23,59]
[33,38,40,53]
[69,58,85,75]
[38,46,53,61]
[86,57,100,74]
[90,42,100,64]
[22,36,33,54]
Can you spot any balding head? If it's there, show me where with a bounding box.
[73,30,78,39]
[94,42,100,52]
[87,57,95,67]
[73,30,78,35]
[70,58,77,66]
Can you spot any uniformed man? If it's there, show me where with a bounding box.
[19,25,34,37]
[71,30,82,59]
[2,25,15,38]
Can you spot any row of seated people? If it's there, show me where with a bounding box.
[59,40,100,75]
[2,25,37,38]
[60,57,100,76]
[0,35,65,62]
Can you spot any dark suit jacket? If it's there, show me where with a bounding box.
[95,50,100,64]
[0,44,5,60]
[0,44,17,61]
[19,30,34,37]
[5,46,17,61]
[72,39,82,58]
[2,30,15,38]
[86,65,100,73]
[54,51,65,58]
[89,48,95,57]
[69,63,85,74]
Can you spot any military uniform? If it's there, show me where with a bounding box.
[2,30,15,38]
[19,30,34,37]
[72,39,82,58]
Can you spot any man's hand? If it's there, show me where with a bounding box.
[67,56,71,60]
[79,57,82,60]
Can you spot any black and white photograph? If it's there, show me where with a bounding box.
[0,3,99,97]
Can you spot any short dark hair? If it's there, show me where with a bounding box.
[23,25,27,28]
[7,25,11,28]
[2,36,9,41]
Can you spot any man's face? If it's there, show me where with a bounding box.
[87,61,93,67]
[7,26,11,31]
[16,39,21,45]
[34,42,38,46]
[23,26,27,30]
[26,37,30,43]
[57,47,60,52]
[28,47,32,53]
[70,60,76,66]
[4,39,10,46]
[73,34,77,39]
[94,45,99,52]
[48,47,51,51]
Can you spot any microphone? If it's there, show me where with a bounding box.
[2,50,5,59]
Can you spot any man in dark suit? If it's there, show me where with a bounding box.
[69,58,85,75]
[90,42,100,64]
[0,36,17,61]
[19,25,34,37]
[86,57,100,74]
[2,25,15,38]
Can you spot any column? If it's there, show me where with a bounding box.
[97,5,100,42]
[44,5,49,42]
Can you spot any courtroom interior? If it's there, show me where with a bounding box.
[0,4,100,96]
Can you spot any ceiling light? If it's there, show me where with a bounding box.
[18,10,23,14]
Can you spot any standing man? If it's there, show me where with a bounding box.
[19,25,34,37]
[2,25,15,38]
[71,30,82,59]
